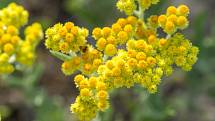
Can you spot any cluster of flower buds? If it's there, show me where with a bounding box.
[0,3,43,74]
[45,0,199,120]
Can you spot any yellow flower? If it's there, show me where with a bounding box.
[124,24,133,33]
[148,35,157,44]
[117,31,129,44]
[96,81,107,91]
[89,77,98,88]
[166,6,177,15]
[3,43,14,54]
[112,23,122,33]
[164,21,175,34]
[136,52,146,60]
[177,16,189,29]
[138,60,148,69]
[146,57,156,66]
[98,101,109,111]
[93,28,102,40]
[158,15,167,27]
[97,90,108,101]
[116,0,136,15]
[127,58,137,67]
[80,88,91,97]
[127,16,137,25]
[74,74,85,86]
[104,44,117,56]
[167,15,178,24]
[102,27,111,37]
[96,38,107,50]
[177,5,190,16]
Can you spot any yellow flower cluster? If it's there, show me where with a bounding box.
[116,0,160,15]
[116,0,136,15]
[45,1,199,121]
[61,45,102,75]
[71,75,109,121]
[0,3,28,28]
[45,22,89,53]
[0,3,43,74]
[17,23,43,66]
[92,16,138,56]
[158,5,190,34]
[139,0,160,10]
[159,33,199,71]
[97,52,134,89]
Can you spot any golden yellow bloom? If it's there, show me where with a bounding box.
[104,44,117,56]
[167,15,178,24]
[127,58,137,67]
[159,38,167,46]
[167,6,177,15]
[97,90,108,101]
[98,101,109,111]
[3,43,14,54]
[112,23,122,33]
[177,4,190,16]
[164,21,175,34]
[96,38,107,50]
[96,81,107,91]
[117,18,127,27]
[147,57,156,66]
[158,15,167,27]
[148,35,157,44]
[79,79,89,89]
[80,88,91,97]
[124,24,133,33]
[177,16,189,29]
[107,36,116,45]
[102,27,111,37]
[74,74,85,86]
[89,77,97,88]
[116,0,136,15]
[138,60,148,69]
[117,31,129,44]
[136,52,146,60]
[127,16,137,25]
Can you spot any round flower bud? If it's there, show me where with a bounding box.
[80,88,91,97]
[177,4,190,16]
[166,6,177,15]
[104,44,117,56]
[177,16,189,29]
[158,15,167,27]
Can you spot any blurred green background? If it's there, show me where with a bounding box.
[0,0,215,121]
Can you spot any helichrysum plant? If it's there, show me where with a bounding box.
[0,3,43,74]
[45,0,199,121]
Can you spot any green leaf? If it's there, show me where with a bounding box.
[50,50,75,61]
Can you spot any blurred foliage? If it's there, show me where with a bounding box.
[63,0,119,28]
[0,0,17,8]
[0,63,67,121]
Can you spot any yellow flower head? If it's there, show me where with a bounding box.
[0,3,29,28]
